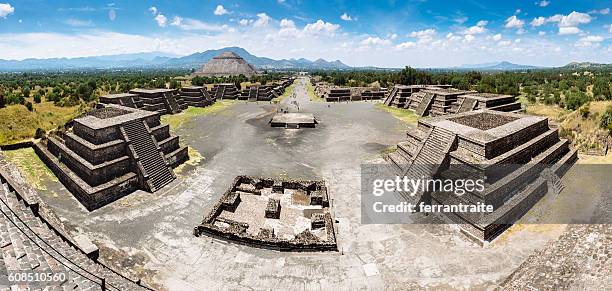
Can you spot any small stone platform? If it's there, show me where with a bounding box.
[194,176,337,252]
[270,113,318,128]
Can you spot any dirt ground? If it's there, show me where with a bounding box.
[14,78,609,290]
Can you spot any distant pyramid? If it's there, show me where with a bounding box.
[193,51,258,77]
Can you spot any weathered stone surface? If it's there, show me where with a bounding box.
[386,109,578,242]
[35,104,188,210]
[195,175,337,252]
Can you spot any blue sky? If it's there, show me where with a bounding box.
[0,0,610,67]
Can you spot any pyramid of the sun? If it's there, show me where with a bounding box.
[193,51,258,77]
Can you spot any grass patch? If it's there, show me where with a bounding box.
[306,82,324,102]
[380,145,397,155]
[174,146,205,174]
[375,103,419,124]
[3,148,57,190]
[161,100,235,131]
[524,103,569,122]
[0,101,86,145]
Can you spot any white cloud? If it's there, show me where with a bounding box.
[463,20,487,35]
[538,1,550,7]
[609,24,612,33]
[277,18,299,37]
[389,33,398,40]
[558,26,581,35]
[408,29,436,44]
[360,36,391,46]
[238,19,253,26]
[464,34,475,42]
[340,13,352,21]
[65,18,93,27]
[579,35,604,42]
[108,8,116,21]
[558,11,591,27]
[530,11,592,34]
[148,6,157,15]
[155,14,167,27]
[538,31,546,36]
[409,28,436,38]
[589,8,610,15]
[170,16,225,31]
[214,5,229,16]
[280,18,295,28]
[576,35,604,47]
[505,15,525,29]
[492,33,502,41]
[395,41,416,50]
[303,19,339,35]
[446,32,461,41]
[253,13,270,27]
[0,3,15,18]
[531,17,547,27]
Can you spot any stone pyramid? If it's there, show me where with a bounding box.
[194,51,258,77]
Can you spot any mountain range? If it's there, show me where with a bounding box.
[0,47,608,71]
[455,61,541,71]
[0,47,350,71]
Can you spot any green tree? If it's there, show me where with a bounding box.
[600,105,612,134]
[22,86,31,97]
[169,79,182,89]
[565,89,589,110]
[33,92,42,103]
[593,78,611,100]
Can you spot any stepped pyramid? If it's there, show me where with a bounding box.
[386,110,577,242]
[193,51,258,77]
[34,104,188,210]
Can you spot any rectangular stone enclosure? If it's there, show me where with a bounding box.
[194,176,337,252]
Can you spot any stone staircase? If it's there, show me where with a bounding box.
[397,127,456,203]
[457,97,477,113]
[541,167,565,196]
[383,86,398,106]
[0,182,149,290]
[414,92,434,116]
[121,120,174,192]
[164,93,181,114]
[120,97,136,108]
[248,87,258,101]
[215,86,226,100]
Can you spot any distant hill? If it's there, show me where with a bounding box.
[0,47,351,71]
[455,61,542,71]
[562,62,612,70]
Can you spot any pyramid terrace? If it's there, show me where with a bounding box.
[33,104,188,210]
[387,109,577,241]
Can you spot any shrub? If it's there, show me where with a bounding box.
[25,101,33,111]
[22,86,31,97]
[169,79,182,89]
[34,128,46,139]
[600,105,612,135]
[526,94,537,103]
[33,92,42,103]
[579,103,590,118]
